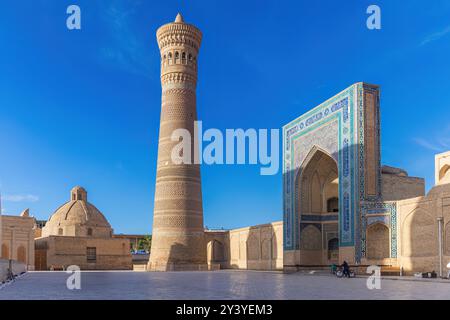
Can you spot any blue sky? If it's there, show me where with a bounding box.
[0,0,449,234]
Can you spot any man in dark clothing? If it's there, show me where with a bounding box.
[342,261,350,278]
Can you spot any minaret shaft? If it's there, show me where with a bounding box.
[148,14,207,271]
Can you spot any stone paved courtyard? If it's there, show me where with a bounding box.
[1,270,450,300]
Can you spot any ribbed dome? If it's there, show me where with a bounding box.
[41,186,113,238]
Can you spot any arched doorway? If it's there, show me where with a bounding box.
[327,238,339,262]
[402,209,437,257]
[1,244,9,259]
[445,222,450,255]
[297,147,339,265]
[366,223,390,260]
[439,165,450,184]
[17,245,26,263]
[207,240,225,266]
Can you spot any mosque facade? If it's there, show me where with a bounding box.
[149,15,450,275]
[3,14,450,277]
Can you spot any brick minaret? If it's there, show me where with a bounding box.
[148,14,207,271]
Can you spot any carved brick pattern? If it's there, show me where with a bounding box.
[153,215,203,229]
[157,23,202,52]
[163,88,196,98]
[158,36,199,50]
[156,166,201,178]
[161,108,196,124]
[161,106,194,122]
[161,59,197,69]
[157,141,188,160]
[158,122,196,139]
[155,181,202,199]
[161,89,196,124]
[161,72,197,86]
[154,199,203,213]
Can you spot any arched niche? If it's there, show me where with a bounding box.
[207,240,225,263]
[1,244,9,259]
[402,209,437,257]
[297,147,338,215]
[439,165,450,184]
[17,245,26,263]
[366,223,390,259]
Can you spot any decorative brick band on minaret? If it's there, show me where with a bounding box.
[147,14,207,271]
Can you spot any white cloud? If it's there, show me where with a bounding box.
[2,194,39,203]
[99,0,152,78]
[412,137,441,152]
[421,25,450,46]
[413,125,450,152]
[437,136,450,149]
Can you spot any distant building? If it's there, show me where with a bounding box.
[1,209,36,280]
[33,219,47,238]
[113,234,151,271]
[35,186,132,270]
[113,234,149,252]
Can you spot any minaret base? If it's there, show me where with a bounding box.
[146,262,210,272]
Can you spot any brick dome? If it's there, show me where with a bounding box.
[41,186,113,238]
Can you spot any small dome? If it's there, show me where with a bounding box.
[381,165,408,177]
[42,186,112,238]
[20,208,30,217]
[71,186,87,201]
[71,186,86,193]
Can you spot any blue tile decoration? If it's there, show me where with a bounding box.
[360,202,398,258]
[300,223,322,232]
[301,215,339,222]
[282,83,383,263]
